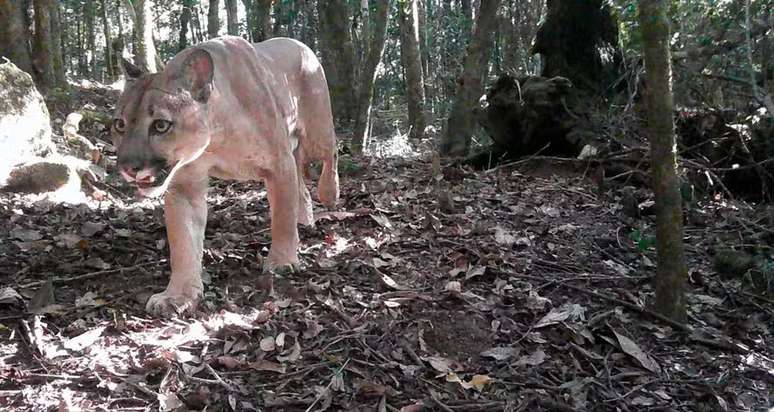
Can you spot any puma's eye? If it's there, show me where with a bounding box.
[113,118,126,133]
[152,120,173,134]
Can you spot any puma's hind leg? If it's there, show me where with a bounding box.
[318,149,339,209]
[294,147,314,226]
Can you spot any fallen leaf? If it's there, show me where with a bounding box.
[612,330,661,373]
[10,228,43,241]
[371,214,393,229]
[534,303,586,328]
[158,393,184,411]
[465,265,487,280]
[81,222,107,237]
[259,336,276,352]
[480,346,519,361]
[64,326,106,352]
[514,349,547,367]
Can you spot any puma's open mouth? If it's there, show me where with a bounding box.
[121,161,177,198]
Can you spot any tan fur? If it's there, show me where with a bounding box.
[112,36,339,316]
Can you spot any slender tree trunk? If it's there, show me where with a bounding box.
[317,0,358,123]
[100,0,113,81]
[124,0,158,73]
[352,0,391,153]
[225,0,238,35]
[440,0,501,157]
[85,0,97,78]
[399,0,426,140]
[208,0,220,38]
[32,0,55,91]
[60,2,70,74]
[0,0,34,74]
[49,1,67,87]
[638,0,688,323]
[77,5,87,76]
[116,0,125,41]
[179,0,193,50]
[253,0,272,41]
[191,0,204,43]
[301,0,316,48]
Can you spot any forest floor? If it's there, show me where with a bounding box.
[1,86,773,411]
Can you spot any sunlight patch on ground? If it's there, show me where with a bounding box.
[365,127,418,159]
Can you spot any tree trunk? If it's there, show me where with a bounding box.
[32,0,55,92]
[317,0,358,123]
[85,0,97,78]
[100,0,114,81]
[352,0,391,153]
[440,0,501,157]
[638,0,688,323]
[398,0,426,140]
[49,1,67,88]
[252,0,272,42]
[191,0,204,43]
[77,5,87,76]
[124,0,159,73]
[179,0,193,50]
[208,0,220,38]
[225,0,238,35]
[0,0,34,74]
[116,0,125,41]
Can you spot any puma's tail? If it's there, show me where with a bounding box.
[318,153,339,209]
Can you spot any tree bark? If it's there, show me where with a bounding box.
[49,0,67,88]
[398,0,427,140]
[0,0,34,74]
[32,0,55,91]
[86,0,97,77]
[440,0,501,157]
[317,0,358,123]
[179,0,194,50]
[208,0,220,38]
[352,0,391,153]
[225,0,238,35]
[251,0,272,42]
[100,0,114,81]
[638,0,688,323]
[124,0,159,73]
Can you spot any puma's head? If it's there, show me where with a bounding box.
[112,49,214,198]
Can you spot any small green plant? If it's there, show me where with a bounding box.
[337,155,362,175]
[629,228,656,252]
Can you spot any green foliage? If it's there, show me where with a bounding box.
[337,154,362,175]
[629,228,656,252]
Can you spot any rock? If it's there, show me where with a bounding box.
[0,60,54,180]
[0,155,105,203]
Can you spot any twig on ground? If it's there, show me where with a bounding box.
[17,260,166,289]
[304,358,350,412]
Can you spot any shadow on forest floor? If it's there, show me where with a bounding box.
[0,97,773,411]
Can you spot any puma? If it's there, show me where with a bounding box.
[112,36,339,316]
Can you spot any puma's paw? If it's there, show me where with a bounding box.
[145,290,201,317]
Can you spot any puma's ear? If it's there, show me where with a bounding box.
[177,48,214,103]
[121,57,144,79]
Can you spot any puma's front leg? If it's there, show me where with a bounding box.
[264,154,301,273]
[146,178,208,316]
